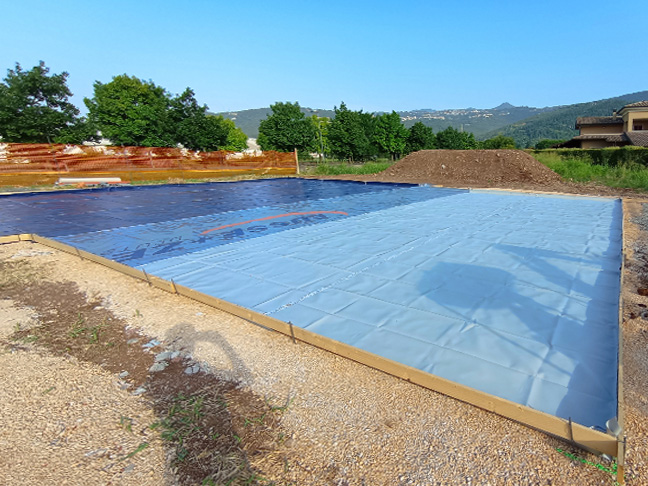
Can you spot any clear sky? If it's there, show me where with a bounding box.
[2,0,646,114]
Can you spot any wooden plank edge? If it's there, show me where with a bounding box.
[9,234,622,458]
[616,199,627,484]
[0,234,24,244]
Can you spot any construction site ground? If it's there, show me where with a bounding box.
[1,149,648,485]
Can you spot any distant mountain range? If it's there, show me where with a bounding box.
[481,91,648,147]
[216,90,648,147]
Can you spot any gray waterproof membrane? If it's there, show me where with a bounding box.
[0,180,622,430]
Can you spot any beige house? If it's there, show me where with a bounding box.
[560,101,648,148]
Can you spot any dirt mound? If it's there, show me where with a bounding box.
[372,150,562,187]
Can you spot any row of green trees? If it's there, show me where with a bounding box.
[0,62,247,151]
[0,61,523,158]
[258,102,517,161]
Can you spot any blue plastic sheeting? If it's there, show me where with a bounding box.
[0,178,421,238]
[0,180,621,430]
[49,185,465,266]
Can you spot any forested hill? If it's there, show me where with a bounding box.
[481,90,648,147]
[397,104,556,137]
[216,104,553,139]
[216,107,335,138]
[217,90,648,144]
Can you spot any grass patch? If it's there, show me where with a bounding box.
[310,161,392,176]
[533,152,648,191]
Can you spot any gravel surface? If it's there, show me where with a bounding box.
[0,322,166,485]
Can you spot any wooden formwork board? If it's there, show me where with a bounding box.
[615,200,627,483]
[2,233,622,463]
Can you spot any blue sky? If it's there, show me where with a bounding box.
[2,0,646,114]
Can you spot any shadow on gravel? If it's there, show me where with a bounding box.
[0,255,288,485]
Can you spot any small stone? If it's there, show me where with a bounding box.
[184,364,200,375]
[154,351,172,362]
[85,448,108,457]
[132,387,146,396]
[126,338,139,345]
[149,362,168,373]
[119,371,129,378]
[142,339,161,349]
[196,312,204,317]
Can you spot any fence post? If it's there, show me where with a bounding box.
[294,148,300,175]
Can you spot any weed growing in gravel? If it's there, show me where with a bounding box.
[150,393,207,463]
[120,442,149,461]
[244,414,267,427]
[88,322,105,344]
[120,415,134,433]
[69,313,87,338]
[22,334,39,343]
[556,448,620,480]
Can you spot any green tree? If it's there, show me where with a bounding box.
[436,126,478,150]
[0,61,81,143]
[257,101,317,153]
[482,134,516,149]
[310,115,331,159]
[535,139,566,149]
[219,117,248,152]
[327,102,376,161]
[85,74,173,147]
[406,121,436,153]
[168,88,225,151]
[374,111,408,160]
[54,117,97,144]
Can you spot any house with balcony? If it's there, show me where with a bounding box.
[559,101,648,148]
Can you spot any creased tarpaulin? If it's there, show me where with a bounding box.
[0,179,622,430]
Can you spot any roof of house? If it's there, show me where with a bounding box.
[556,131,648,148]
[572,134,615,140]
[576,116,623,128]
[621,100,648,109]
[625,131,648,147]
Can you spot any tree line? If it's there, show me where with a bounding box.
[0,62,247,151]
[259,102,518,160]
[0,61,522,157]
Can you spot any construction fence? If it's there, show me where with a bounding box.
[0,143,298,186]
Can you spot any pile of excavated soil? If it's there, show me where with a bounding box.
[369,150,563,187]
[322,149,647,196]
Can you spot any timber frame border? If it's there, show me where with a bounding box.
[0,216,627,483]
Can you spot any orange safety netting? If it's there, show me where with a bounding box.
[0,143,297,173]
